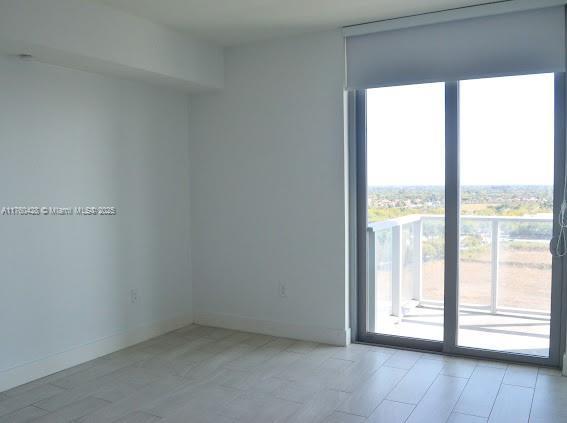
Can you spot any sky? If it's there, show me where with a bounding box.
[366,73,555,187]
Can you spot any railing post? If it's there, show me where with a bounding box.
[413,219,423,302]
[490,220,500,314]
[367,228,376,332]
[391,225,403,317]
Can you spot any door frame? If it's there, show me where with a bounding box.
[354,73,566,367]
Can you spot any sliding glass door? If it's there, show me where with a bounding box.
[357,73,565,365]
[457,74,555,357]
[364,83,446,346]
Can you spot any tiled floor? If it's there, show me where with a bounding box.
[1,325,565,423]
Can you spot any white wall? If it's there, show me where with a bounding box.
[0,56,193,391]
[0,0,224,91]
[187,30,349,345]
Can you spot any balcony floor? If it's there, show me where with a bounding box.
[374,304,550,357]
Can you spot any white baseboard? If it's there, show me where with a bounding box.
[0,313,193,393]
[194,311,350,346]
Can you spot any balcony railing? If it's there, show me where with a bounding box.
[367,214,552,328]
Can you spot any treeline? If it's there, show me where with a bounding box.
[368,185,552,222]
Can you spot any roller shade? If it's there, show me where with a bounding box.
[345,6,566,89]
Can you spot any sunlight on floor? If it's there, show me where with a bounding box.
[374,305,549,357]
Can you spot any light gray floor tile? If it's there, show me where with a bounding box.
[112,411,162,423]
[419,352,444,360]
[502,365,538,388]
[1,377,66,400]
[272,357,347,392]
[529,374,567,423]
[239,333,276,348]
[336,366,407,417]
[0,383,66,417]
[206,367,258,391]
[183,344,255,381]
[287,389,349,423]
[144,384,240,418]
[225,338,294,371]
[51,355,147,390]
[386,358,444,404]
[319,411,366,423]
[274,380,325,404]
[330,344,377,362]
[328,350,390,392]
[3,362,98,400]
[286,340,320,354]
[0,405,47,423]
[366,400,415,423]
[440,358,478,378]
[275,347,341,383]
[136,336,212,365]
[454,366,506,418]
[180,325,231,341]
[382,350,421,370]
[251,350,305,381]
[35,365,158,411]
[220,391,301,422]
[200,327,239,341]
[33,396,110,423]
[308,358,355,386]
[476,360,508,370]
[537,367,562,377]
[447,412,488,423]
[78,376,188,423]
[488,384,533,423]
[161,410,235,423]
[405,375,468,423]
[149,386,241,422]
[1,325,565,423]
[277,354,351,387]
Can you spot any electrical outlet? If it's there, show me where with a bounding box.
[278,282,287,298]
[130,289,138,304]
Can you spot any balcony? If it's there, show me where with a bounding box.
[367,214,552,356]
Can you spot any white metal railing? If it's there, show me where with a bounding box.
[367,214,552,326]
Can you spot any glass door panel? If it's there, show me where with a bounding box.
[366,83,445,342]
[457,74,555,357]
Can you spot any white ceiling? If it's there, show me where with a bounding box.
[89,0,503,47]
